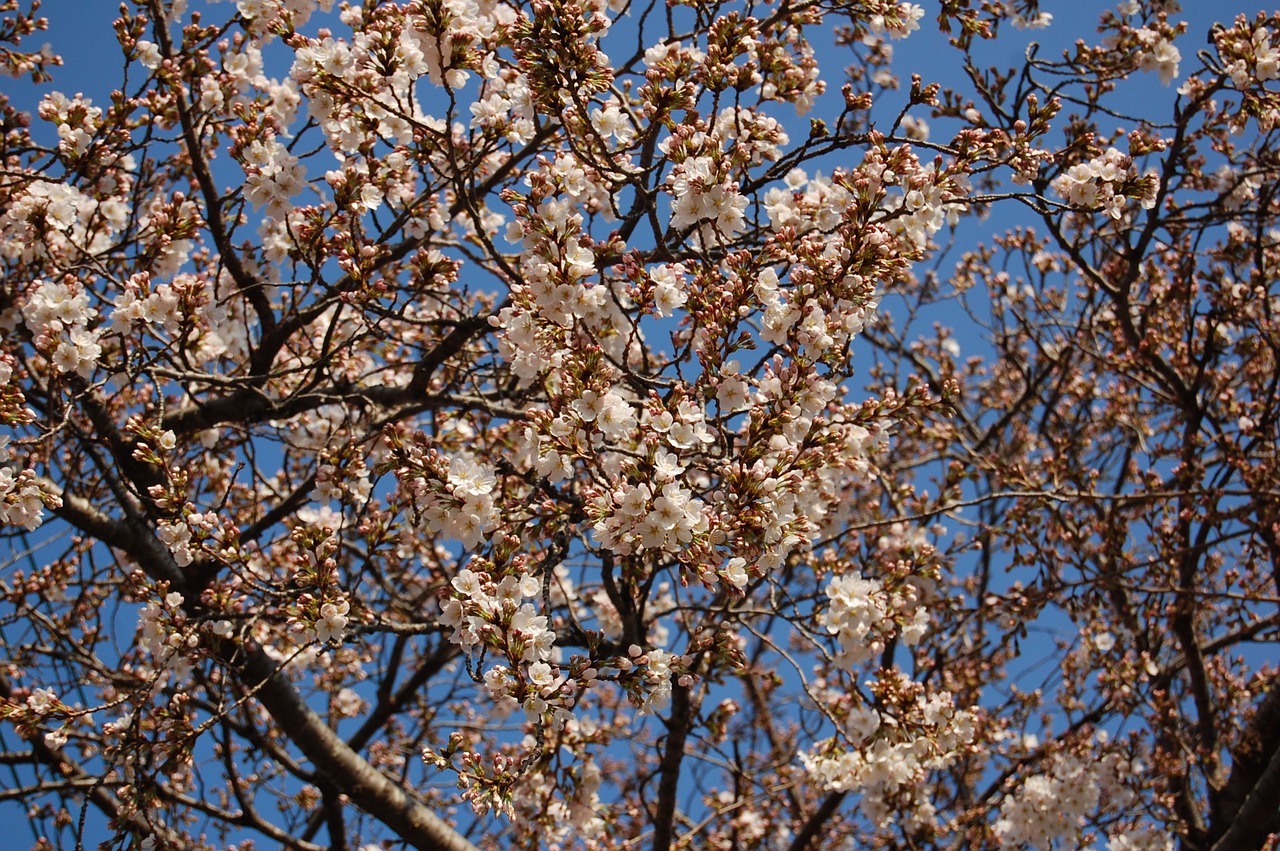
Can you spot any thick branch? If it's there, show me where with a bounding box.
[652,678,699,851]
[44,485,478,851]
[230,642,478,851]
[160,314,494,435]
[1210,745,1280,851]
[301,640,459,843]
[1211,670,1280,849]
[786,791,847,851]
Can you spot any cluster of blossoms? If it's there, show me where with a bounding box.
[1052,147,1159,219]
[0,687,71,752]
[818,568,930,667]
[439,566,567,719]
[878,162,969,251]
[0,357,54,532]
[155,509,228,568]
[127,423,236,568]
[824,0,927,47]
[572,388,640,443]
[587,446,711,558]
[25,687,61,716]
[753,263,879,355]
[693,369,891,581]
[2,105,128,262]
[799,516,958,824]
[241,136,309,220]
[1207,13,1280,132]
[134,194,201,278]
[0,468,48,530]
[18,279,103,378]
[472,75,539,144]
[110,276,188,335]
[314,448,373,506]
[763,168,851,233]
[1134,27,1183,85]
[1211,162,1264,210]
[647,263,690,318]
[800,674,975,825]
[993,736,1155,850]
[510,743,606,842]
[37,90,102,159]
[998,1,1053,29]
[750,147,963,365]
[714,105,789,165]
[288,0,502,156]
[662,132,750,247]
[109,270,229,356]
[624,644,687,715]
[1107,827,1177,851]
[391,440,500,548]
[313,597,351,643]
[136,591,197,685]
[0,439,56,532]
[495,192,631,383]
[1217,17,1280,86]
[278,524,357,645]
[1099,6,1184,87]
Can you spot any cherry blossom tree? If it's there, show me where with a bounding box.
[1,0,1277,849]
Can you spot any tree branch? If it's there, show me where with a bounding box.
[42,482,478,851]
